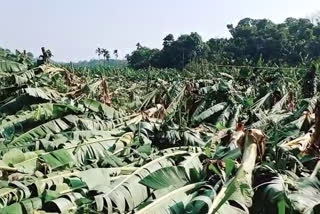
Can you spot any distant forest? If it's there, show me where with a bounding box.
[68,59,127,69]
[126,17,320,69]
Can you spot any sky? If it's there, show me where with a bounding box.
[1,0,320,62]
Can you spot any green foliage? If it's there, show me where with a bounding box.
[64,59,127,69]
[2,16,320,213]
[126,46,160,69]
[126,17,320,70]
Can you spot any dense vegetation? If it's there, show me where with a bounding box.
[127,17,320,69]
[2,16,320,214]
[63,59,127,70]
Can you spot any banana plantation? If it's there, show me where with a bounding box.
[1,47,320,214]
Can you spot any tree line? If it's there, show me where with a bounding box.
[125,17,320,69]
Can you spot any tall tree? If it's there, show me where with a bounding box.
[160,32,208,69]
[126,46,160,69]
[102,49,110,62]
[113,50,119,59]
[96,48,102,59]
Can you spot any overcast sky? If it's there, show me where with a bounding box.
[1,0,319,62]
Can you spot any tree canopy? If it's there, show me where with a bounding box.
[126,17,320,69]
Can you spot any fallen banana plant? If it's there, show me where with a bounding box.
[208,129,266,213]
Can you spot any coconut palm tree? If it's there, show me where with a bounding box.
[113,49,118,59]
[102,49,110,62]
[95,47,102,59]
